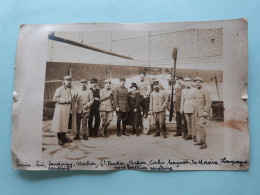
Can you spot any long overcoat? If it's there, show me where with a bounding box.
[127,91,142,126]
[51,86,77,133]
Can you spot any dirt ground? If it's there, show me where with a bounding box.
[42,115,249,166]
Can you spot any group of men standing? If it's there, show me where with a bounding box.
[174,76,212,149]
[50,72,212,150]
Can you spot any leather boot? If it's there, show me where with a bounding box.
[63,133,72,143]
[162,124,167,138]
[122,121,129,136]
[117,121,121,137]
[83,134,88,140]
[74,130,80,140]
[131,126,136,135]
[57,133,65,145]
[193,135,198,142]
[199,135,207,149]
[103,123,109,138]
[154,122,160,137]
[136,126,140,137]
[185,135,192,140]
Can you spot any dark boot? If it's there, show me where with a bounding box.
[131,126,136,135]
[57,133,64,145]
[153,122,160,137]
[63,133,72,143]
[83,134,88,140]
[117,121,121,137]
[193,135,198,142]
[103,123,110,138]
[136,126,140,137]
[122,121,129,136]
[162,124,167,138]
[74,130,80,140]
[185,135,192,140]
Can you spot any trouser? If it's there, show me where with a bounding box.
[176,111,187,134]
[116,111,128,133]
[197,116,207,143]
[140,96,150,116]
[100,111,113,135]
[76,112,90,135]
[88,109,101,136]
[184,113,196,137]
[68,114,72,129]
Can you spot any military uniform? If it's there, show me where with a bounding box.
[137,80,151,118]
[113,81,129,136]
[193,77,212,149]
[149,84,168,138]
[75,86,94,140]
[181,86,197,140]
[99,85,113,137]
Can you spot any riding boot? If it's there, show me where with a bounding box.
[103,123,110,138]
[162,124,167,138]
[57,133,64,145]
[153,122,160,137]
[117,121,121,137]
[122,121,129,136]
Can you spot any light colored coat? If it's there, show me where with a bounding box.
[194,86,212,117]
[51,86,77,133]
[99,88,113,111]
[181,87,196,114]
[149,90,168,113]
[137,80,151,97]
[76,89,94,113]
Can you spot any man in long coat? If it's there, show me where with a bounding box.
[51,76,77,145]
[75,79,94,140]
[149,81,168,138]
[113,78,130,136]
[180,77,197,141]
[173,76,188,138]
[88,78,101,138]
[193,77,212,149]
[99,79,114,138]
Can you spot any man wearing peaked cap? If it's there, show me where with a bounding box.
[88,78,101,137]
[181,77,197,141]
[74,79,94,140]
[193,76,212,149]
[113,77,130,136]
[149,81,168,138]
[51,75,77,145]
[99,79,113,138]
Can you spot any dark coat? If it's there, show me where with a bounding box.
[127,91,142,126]
[113,85,129,112]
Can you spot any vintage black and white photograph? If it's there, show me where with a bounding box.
[12,20,249,170]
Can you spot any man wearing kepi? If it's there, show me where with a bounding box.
[99,79,113,138]
[51,76,77,145]
[88,78,101,138]
[180,77,197,141]
[113,78,130,136]
[149,81,168,138]
[173,76,188,138]
[75,79,94,140]
[137,71,151,118]
[193,77,212,149]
